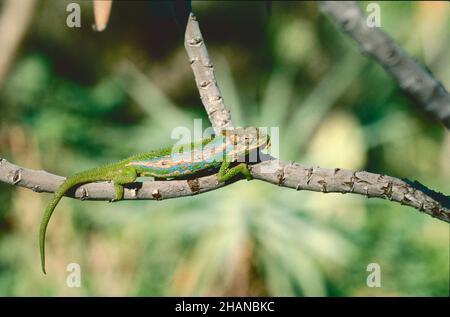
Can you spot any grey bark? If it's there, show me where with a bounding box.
[185,13,234,134]
[319,1,450,129]
[1,157,448,223]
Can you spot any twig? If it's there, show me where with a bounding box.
[319,1,450,129]
[0,157,448,223]
[184,13,233,134]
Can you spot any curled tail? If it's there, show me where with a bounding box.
[39,175,90,274]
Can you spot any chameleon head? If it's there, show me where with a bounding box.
[222,127,270,155]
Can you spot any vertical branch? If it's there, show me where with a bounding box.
[184,13,233,134]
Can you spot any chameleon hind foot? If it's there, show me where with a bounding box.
[112,166,137,201]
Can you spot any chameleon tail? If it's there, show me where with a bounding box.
[39,175,89,274]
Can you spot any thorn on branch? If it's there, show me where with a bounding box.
[305,167,314,185]
[318,179,328,193]
[401,193,413,205]
[344,172,357,193]
[187,178,200,194]
[202,61,213,68]
[354,172,371,185]
[207,108,218,116]
[199,80,213,89]
[276,167,285,186]
[80,187,89,200]
[188,37,203,47]
[384,48,400,66]
[382,181,393,200]
[419,203,424,212]
[10,169,22,184]
[210,96,223,104]
[152,188,162,200]
[430,205,442,218]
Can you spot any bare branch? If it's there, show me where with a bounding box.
[319,1,450,129]
[1,157,448,223]
[252,160,450,223]
[184,13,233,134]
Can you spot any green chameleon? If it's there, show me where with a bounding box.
[40,127,270,274]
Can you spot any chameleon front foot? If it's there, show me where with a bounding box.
[217,161,253,183]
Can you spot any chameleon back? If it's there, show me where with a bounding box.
[125,136,226,178]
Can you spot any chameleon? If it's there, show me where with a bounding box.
[39,127,270,274]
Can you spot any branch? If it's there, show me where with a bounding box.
[319,1,450,129]
[184,13,233,134]
[0,157,448,223]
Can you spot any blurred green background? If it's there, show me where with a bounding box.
[0,0,449,296]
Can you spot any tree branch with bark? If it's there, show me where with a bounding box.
[0,12,449,224]
[319,1,450,129]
